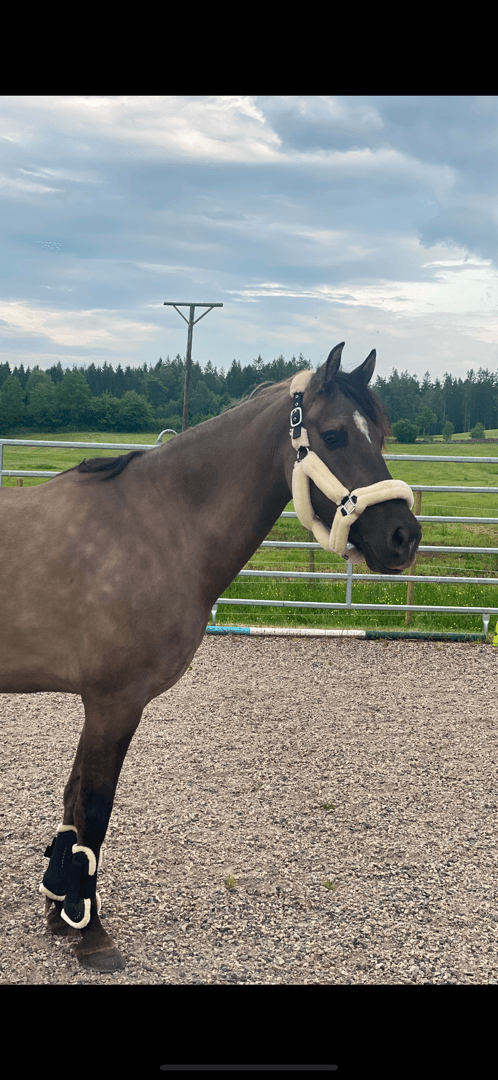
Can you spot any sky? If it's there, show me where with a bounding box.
[2,95,498,384]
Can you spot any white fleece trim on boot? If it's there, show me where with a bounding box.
[39,883,66,901]
[61,898,91,929]
[72,844,97,876]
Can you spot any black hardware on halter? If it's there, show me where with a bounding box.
[340,494,358,517]
[290,392,303,439]
[290,392,309,460]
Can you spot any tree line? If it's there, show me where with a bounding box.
[375,367,498,436]
[0,354,310,433]
[1,354,497,435]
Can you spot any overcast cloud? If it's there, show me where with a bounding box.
[1,95,498,382]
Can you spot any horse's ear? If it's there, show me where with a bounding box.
[318,342,345,387]
[351,349,376,386]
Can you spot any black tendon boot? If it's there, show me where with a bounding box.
[61,845,102,929]
[39,824,77,901]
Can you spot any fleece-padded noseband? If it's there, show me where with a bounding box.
[289,370,414,563]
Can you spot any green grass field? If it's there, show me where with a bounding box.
[431,429,498,440]
[0,430,162,483]
[2,431,497,637]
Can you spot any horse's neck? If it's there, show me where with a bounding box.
[165,384,292,580]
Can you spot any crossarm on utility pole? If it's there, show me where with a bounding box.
[163,302,223,431]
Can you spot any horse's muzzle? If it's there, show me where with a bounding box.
[350,502,422,575]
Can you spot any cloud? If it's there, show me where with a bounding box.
[2,96,282,164]
[226,254,498,316]
[2,96,498,379]
[0,174,61,196]
[0,300,158,349]
[418,206,498,263]
[18,165,106,184]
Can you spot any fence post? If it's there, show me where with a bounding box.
[346,559,353,606]
[308,531,315,585]
[405,489,422,624]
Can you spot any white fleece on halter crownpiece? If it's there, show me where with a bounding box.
[289,371,414,563]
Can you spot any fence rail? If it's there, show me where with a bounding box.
[215,451,498,632]
[1,439,496,633]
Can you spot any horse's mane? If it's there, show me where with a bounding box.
[68,369,388,483]
[310,368,391,439]
[226,369,390,437]
[75,449,146,480]
[70,385,276,482]
[222,381,276,411]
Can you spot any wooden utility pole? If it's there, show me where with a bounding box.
[163,303,223,431]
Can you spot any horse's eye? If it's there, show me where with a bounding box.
[321,428,348,450]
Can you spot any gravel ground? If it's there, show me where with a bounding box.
[1,635,498,985]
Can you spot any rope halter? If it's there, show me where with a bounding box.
[289,370,415,564]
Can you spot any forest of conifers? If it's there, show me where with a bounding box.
[1,352,497,434]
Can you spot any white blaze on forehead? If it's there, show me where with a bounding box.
[353,410,371,443]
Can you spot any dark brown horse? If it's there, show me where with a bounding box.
[0,344,421,971]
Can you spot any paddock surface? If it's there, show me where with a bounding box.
[1,635,498,984]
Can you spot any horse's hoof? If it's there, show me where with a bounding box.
[75,944,125,971]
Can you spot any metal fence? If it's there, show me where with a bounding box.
[0,430,174,485]
[214,452,498,634]
[1,438,497,634]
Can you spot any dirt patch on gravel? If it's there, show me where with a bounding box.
[1,636,498,984]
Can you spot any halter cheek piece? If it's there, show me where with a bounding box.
[289,370,415,563]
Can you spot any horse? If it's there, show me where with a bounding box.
[0,343,421,971]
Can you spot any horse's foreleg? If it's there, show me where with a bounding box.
[40,730,85,937]
[42,694,143,971]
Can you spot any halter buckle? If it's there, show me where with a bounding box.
[340,494,358,517]
[290,406,303,430]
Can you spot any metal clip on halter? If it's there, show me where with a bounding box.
[340,494,358,517]
[290,394,304,440]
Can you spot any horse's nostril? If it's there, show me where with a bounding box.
[391,526,420,552]
[390,524,421,559]
[391,526,407,550]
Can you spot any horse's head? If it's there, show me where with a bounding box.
[288,343,421,574]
